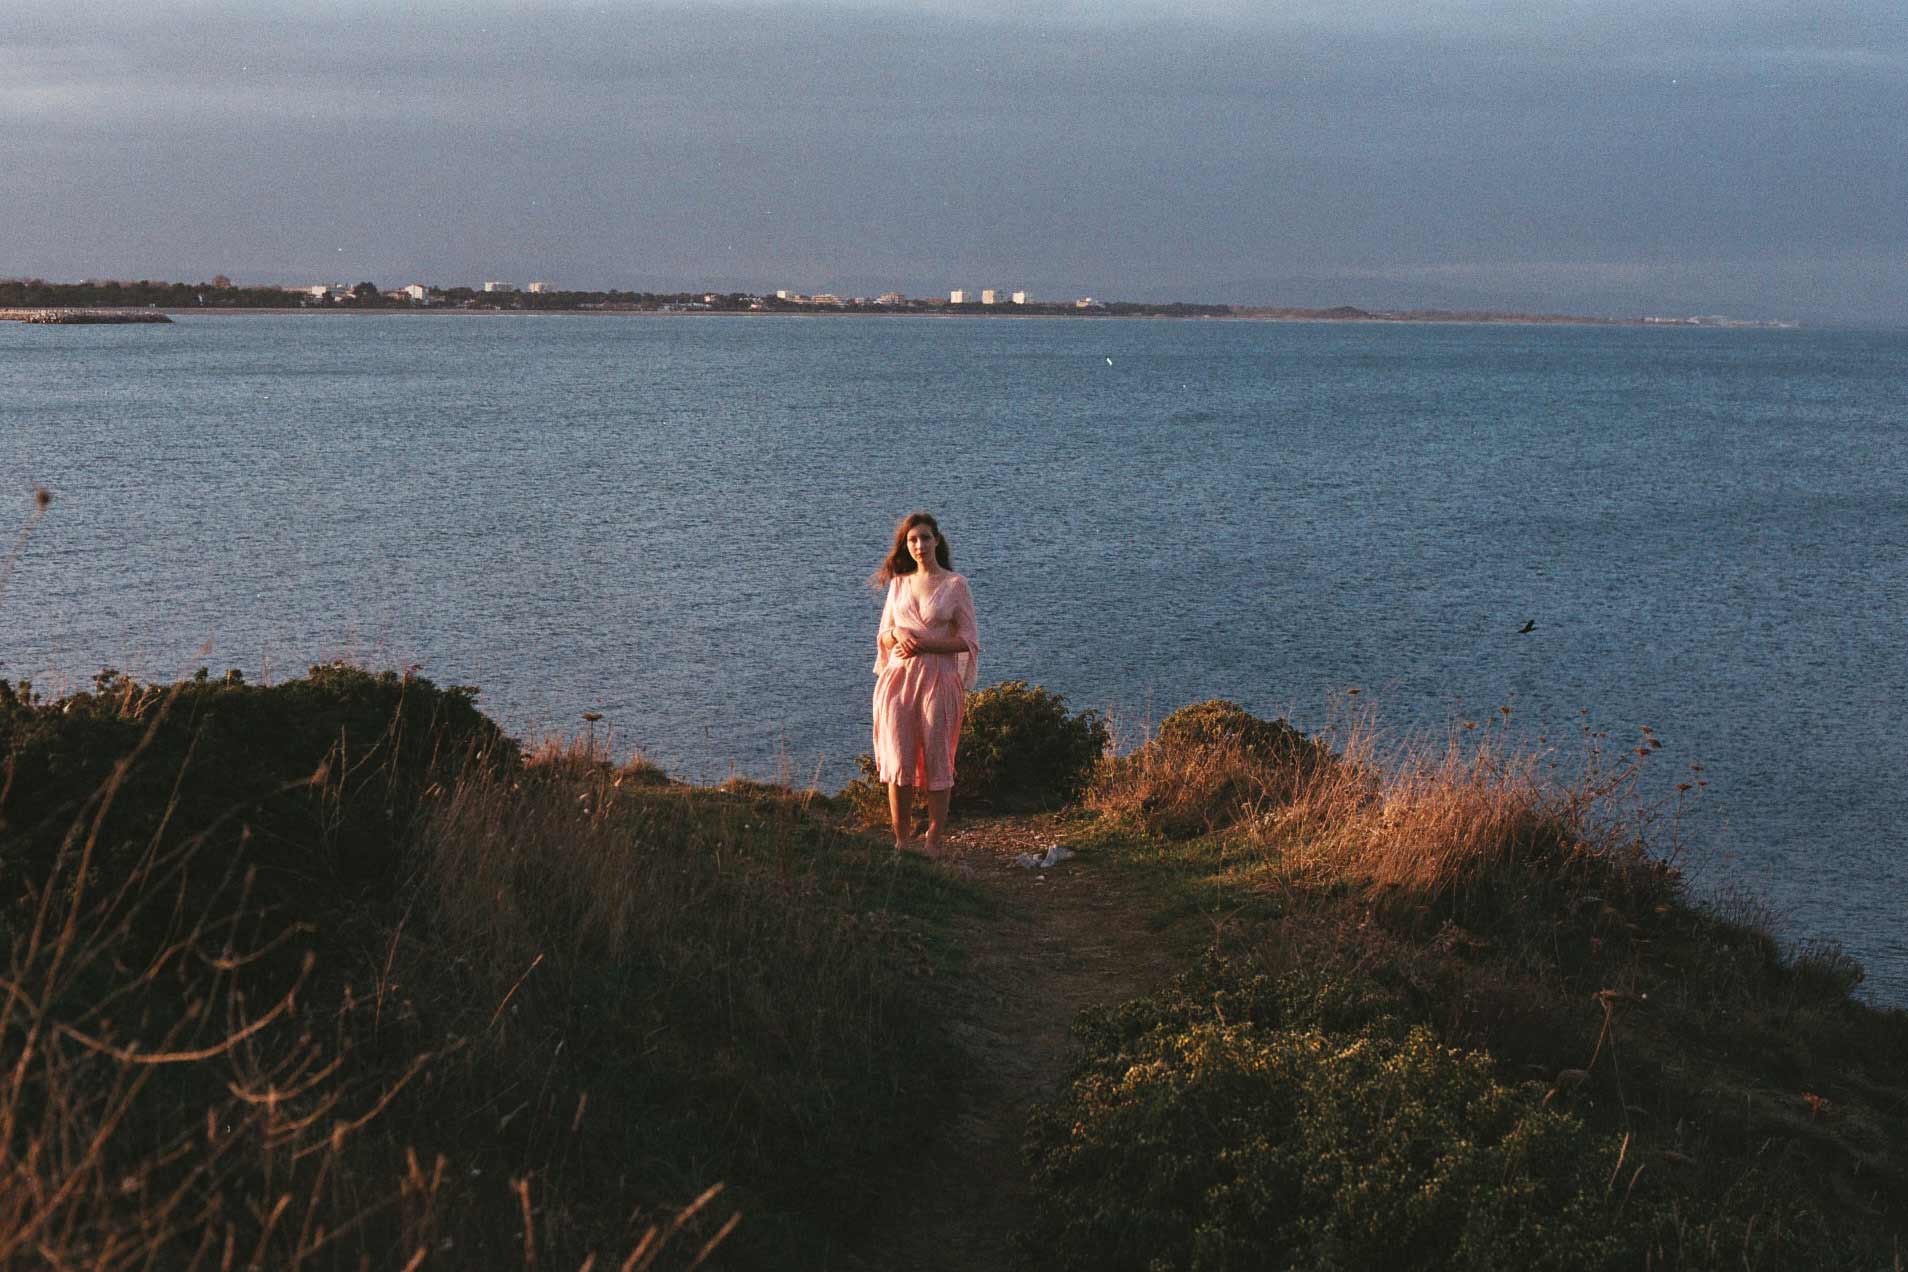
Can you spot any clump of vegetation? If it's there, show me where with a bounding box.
[1032,706,1908,1270]
[955,680,1108,810]
[0,665,967,1268]
[844,679,1108,822]
[1024,960,1632,1271]
[0,662,513,901]
[1089,699,1332,838]
[1024,945,1908,1270]
[1221,710,1695,974]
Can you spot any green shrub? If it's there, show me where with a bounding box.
[1151,699,1318,764]
[844,680,1108,820]
[1,666,960,1267]
[1024,1008,1628,1270]
[0,662,513,904]
[1025,948,1901,1271]
[956,680,1108,810]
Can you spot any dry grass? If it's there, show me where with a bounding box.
[1087,699,1338,839]
[1092,697,1682,929]
[0,690,749,1269]
[1,665,956,1268]
[1273,716,1571,892]
[1070,698,1908,1269]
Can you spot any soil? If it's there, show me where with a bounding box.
[846,814,1194,1271]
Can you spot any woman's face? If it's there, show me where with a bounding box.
[905,523,940,569]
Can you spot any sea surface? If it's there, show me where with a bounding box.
[3,313,1904,1003]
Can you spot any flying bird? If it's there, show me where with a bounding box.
[1105,356,1114,365]
[1518,619,1536,634]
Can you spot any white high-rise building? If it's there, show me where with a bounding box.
[980,289,998,305]
[1012,291,1028,304]
[949,289,966,304]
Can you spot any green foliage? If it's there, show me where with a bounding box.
[401,774,965,1265]
[955,680,1108,811]
[1,665,964,1267]
[1026,903,1908,1272]
[844,679,1109,820]
[1151,699,1319,764]
[0,661,511,905]
[1024,961,1629,1271]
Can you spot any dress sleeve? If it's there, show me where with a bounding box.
[950,576,980,691]
[873,578,897,677]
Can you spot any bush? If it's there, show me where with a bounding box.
[1026,945,1903,1271]
[1090,699,1331,838]
[0,665,959,1268]
[844,680,1108,820]
[1151,699,1316,763]
[0,662,513,905]
[956,680,1108,810]
[1023,961,1630,1271]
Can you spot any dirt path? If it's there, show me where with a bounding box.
[849,815,1194,1270]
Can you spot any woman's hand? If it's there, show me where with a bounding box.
[892,632,920,659]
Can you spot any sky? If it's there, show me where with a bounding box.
[3,0,1904,322]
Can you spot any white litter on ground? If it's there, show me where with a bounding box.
[1013,844,1075,870]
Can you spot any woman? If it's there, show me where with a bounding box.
[871,512,980,859]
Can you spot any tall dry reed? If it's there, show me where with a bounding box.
[1,680,754,1268]
[1093,696,1682,925]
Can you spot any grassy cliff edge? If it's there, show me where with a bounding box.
[2,671,1902,1269]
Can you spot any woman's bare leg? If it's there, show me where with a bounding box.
[923,787,951,859]
[888,783,915,853]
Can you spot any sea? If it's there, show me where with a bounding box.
[3,313,1904,1004]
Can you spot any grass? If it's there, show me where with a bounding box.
[3,645,1903,1267]
[1036,699,1908,1270]
[0,666,980,1268]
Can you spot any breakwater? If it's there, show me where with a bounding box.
[0,308,173,324]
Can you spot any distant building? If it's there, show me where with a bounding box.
[1074,297,1103,309]
[1012,291,1028,305]
[482,281,517,293]
[526,281,550,294]
[949,289,966,304]
[402,284,429,302]
[811,294,845,307]
[876,291,906,306]
[980,289,998,305]
[302,285,335,299]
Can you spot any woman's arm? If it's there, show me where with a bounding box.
[903,633,969,655]
[874,582,900,672]
[899,579,981,658]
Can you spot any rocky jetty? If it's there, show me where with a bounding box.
[0,308,173,324]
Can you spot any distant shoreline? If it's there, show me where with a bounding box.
[119,306,1796,329]
[0,303,1802,330]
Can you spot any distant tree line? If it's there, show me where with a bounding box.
[1,277,1235,318]
[0,278,311,308]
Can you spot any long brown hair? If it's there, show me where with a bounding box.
[870,511,952,588]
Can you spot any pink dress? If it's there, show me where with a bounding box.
[872,572,981,791]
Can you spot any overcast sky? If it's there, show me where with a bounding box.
[4,0,1904,321]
